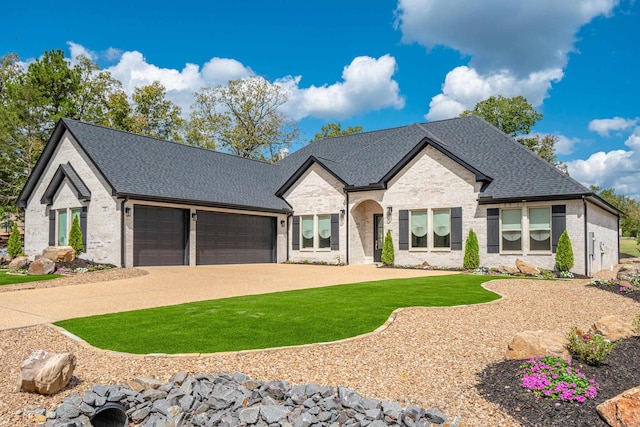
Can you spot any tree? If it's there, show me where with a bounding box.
[131,81,184,141]
[555,230,574,272]
[463,229,480,270]
[314,122,363,140]
[460,95,563,166]
[189,77,299,160]
[591,186,640,237]
[68,215,84,255]
[7,221,22,258]
[381,230,395,266]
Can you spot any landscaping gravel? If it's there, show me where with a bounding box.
[0,268,147,293]
[1,276,639,427]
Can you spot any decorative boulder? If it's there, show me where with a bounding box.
[8,256,29,272]
[590,315,638,342]
[497,265,520,274]
[27,258,56,276]
[516,258,540,275]
[42,246,75,263]
[19,350,76,395]
[506,330,571,360]
[617,264,640,282]
[596,385,640,427]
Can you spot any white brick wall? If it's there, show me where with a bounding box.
[586,201,619,275]
[24,131,120,265]
[283,163,347,264]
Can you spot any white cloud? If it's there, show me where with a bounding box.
[588,117,638,137]
[201,58,254,85]
[67,41,96,62]
[554,134,580,155]
[567,127,640,198]
[277,54,404,120]
[395,0,619,120]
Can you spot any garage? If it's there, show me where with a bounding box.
[133,206,189,266]
[196,211,276,264]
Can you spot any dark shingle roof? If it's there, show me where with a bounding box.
[61,119,290,212]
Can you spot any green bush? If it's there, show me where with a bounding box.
[566,327,616,366]
[463,229,480,270]
[381,230,394,266]
[555,230,574,272]
[7,222,22,258]
[68,215,84,255]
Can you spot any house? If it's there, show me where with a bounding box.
[17,116,620,276]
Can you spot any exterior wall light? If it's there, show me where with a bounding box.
[387,206,393,217]
[125,207,131,217]
[192,212,198,221]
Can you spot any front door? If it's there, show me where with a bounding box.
[373,213,384,262]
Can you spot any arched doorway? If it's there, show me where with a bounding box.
[349,199,384,264]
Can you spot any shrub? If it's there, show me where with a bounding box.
[518,355,598,402]
[68,215,84,255]
[7,222,22,258]
[381,230,394,266]
[566,327,617,366]
[463,229,480,270]
[555,230,574,272]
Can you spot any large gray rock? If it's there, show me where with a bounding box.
[618,263,640,282]
[8,256,28,272]
[19,350,76,395]
[42,246,75,263]
[27,258,55,275]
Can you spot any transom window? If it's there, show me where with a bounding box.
[501,209,522,251]
[529,207,551,251]
[57,208,81,246]
[432,209,451,248]
[410,210,428,248]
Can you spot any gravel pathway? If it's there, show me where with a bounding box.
[1,276,638,427]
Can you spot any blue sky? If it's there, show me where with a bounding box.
[3,0,640,197]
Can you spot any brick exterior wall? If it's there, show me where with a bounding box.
[586,201,620,275]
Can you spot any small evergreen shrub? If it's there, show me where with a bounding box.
[381,230,394,266]
[463,229,480,270]
[7,222,22,258]
[555,230,574,272]
[68,215,84,255]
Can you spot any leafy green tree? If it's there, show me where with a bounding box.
[131,81,184,141]
[68,215,84,255]
[555,230,574,272]
[189,77,299,160]
[7,221,22,258]
[460,95,562,166]
[381,230,395,266]
[591,186,640,237]
[314,122,363,140]
[463,229,480,270]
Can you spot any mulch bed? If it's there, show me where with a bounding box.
[55,258,115,270]
[478,283,640,426]
[477,336,640,427]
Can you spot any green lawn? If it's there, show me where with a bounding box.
[620,237,640,258]
[0,270,60,286]
[55,274,501,354]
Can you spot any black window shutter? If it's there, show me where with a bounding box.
[292,216,300,250]
[487,208,500,254]
[330,213,339,250]
[80,206,88,250]
[48,209,56,246]
[450,207,463,250]
[399,210,409,250]
[551,205,566,253]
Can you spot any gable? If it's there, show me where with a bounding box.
[41,163,91,205]
[282,163,345,213]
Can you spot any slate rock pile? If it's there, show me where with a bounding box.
[44,371,462,426]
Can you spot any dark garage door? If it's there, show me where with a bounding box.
[134,206,188,266]
[196,211,275,265]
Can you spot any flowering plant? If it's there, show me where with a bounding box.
[558,270,574,278]
[566,327,617,366]
[55,267,71,275]
[518,356,598,402]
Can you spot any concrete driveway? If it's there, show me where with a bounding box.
[0,264,456,330]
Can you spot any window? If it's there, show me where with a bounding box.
[529,207,551,251]
[433,209,451,248]
[317,215,331,249]
[57,208,81,246]
[501,209,522,251]
[301,216,314,249]
[410,210,428,248]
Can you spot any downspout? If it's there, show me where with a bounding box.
[120,196,128,268]
[286,213,291,262]
[583,196,589,277]
[617,211,621,265]
[345,191,350,265]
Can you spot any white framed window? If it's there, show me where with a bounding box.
[317,215,331,249]
[432,209,451,248]
[501,209,522,251]
[57,208,81,246]
[301,215,314,249]
[529,207,551,251]
[410,210,428,248]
